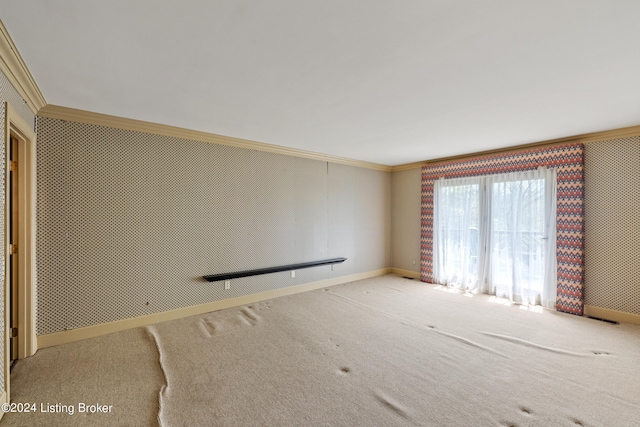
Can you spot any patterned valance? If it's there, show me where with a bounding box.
[421,143,584,315]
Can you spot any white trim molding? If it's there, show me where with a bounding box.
[3,102,38,408]
[38,269,392,349]
[37,104,392,172]
[4,103,38,359]
[584,305,640,326]
[390,267,420,279]
[0,20,46,114]
[390,124,640,172]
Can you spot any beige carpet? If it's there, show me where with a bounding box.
[3,275,640,426]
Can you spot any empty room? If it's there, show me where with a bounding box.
[0,1,639,426]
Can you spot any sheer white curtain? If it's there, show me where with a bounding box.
[434,168,557,308]
[484,168,557,307]
[433,176,482,290]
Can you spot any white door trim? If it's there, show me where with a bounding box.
[3,102,37,405]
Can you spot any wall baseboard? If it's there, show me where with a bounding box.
[584,305,640,326]
[37,268,392,349]
[389,267,420,280]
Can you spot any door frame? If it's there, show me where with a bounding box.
[2,102,37,405]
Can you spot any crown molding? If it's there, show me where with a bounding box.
[0,19,46,114]
[38,104,392,172]
[390,161,429,172]
[577,123,640,143]
[389,124,640,172]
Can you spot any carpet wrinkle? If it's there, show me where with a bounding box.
[372,391,415,424]
[9,275,640,426]
[240,307,260,324]
[385,286,411,293]
[237,314,253,326]
[199,318,218,337]
[147,326,169,427]
[586,390,640,411]
[198,306,260,337]
[481,332,599,357]
[326,290,408,323]
[431,329,508,357]
[328,289,506,357]
[526,363,640,412]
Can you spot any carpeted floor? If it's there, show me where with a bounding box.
[3,275,640,426]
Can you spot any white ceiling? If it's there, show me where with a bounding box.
[2,1,640,166]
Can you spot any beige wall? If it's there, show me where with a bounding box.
[584,137,640,316]
[390,168,421,274]
[34,116,391,335]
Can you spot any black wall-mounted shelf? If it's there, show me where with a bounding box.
[203,257,347,282]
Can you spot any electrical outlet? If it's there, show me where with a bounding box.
[412,259,416,265]
[291,270,295,278]
[224,280,230,290]
[331,264,335,271]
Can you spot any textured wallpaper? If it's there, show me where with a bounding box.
[584,137,640,315]
[35,117,391,335]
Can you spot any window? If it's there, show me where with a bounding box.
[433,168,557,308]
